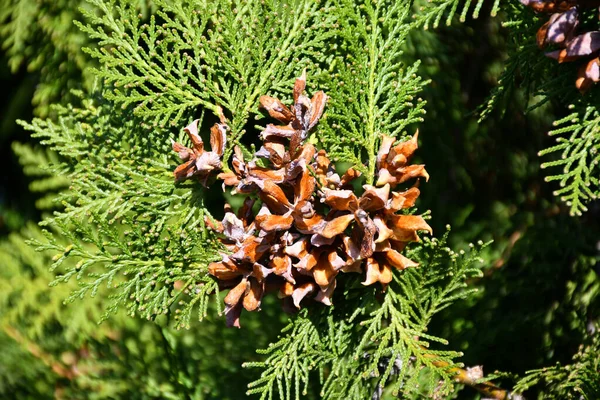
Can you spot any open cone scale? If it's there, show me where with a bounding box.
[522,0,600,92]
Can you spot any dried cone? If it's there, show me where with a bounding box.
[522,0,600,92]
[207,198,274,328]
[202,73,431,327]
[172,107,228,184]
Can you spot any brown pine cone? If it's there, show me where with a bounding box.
[197,73,431,327]
[522,0,600,92]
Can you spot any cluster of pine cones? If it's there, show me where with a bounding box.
[172,73,431,327]
[522,0,600,92]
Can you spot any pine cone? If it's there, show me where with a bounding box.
[321,178,431,288]
[522,0,600,92]
[199,73,431,327]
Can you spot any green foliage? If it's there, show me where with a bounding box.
[479,1,600,215]
[319,0,427,183]
[0,0,93,116]
[11,142,70,211]
[0,222,121,397]
[245,233,486,400]
[0,223,287,399]
[76,0,336,159]
[320,0,507,183]
[0,223,108,340]
[514,329,600,399]
[0,0,42,73]
[414,0,502,29]
[540,105,600,216]
[20,98,225,327]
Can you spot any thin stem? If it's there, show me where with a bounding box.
[366,3,381,185]
[425,353,524,400]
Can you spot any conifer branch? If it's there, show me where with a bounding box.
[77,0,336,160]
[514,328,600,399]
[540,105,600,216]
[248,233,487,399]
[427,355,521,400]
[243,310,332,400]
[20,99,224,325]
[321,0,427,183]
[413,0,502,29]
[478,1,600,215]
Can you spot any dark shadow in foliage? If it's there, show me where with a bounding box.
[0,54,38,235]
[432,211,600,399]
[404,7,600,399]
